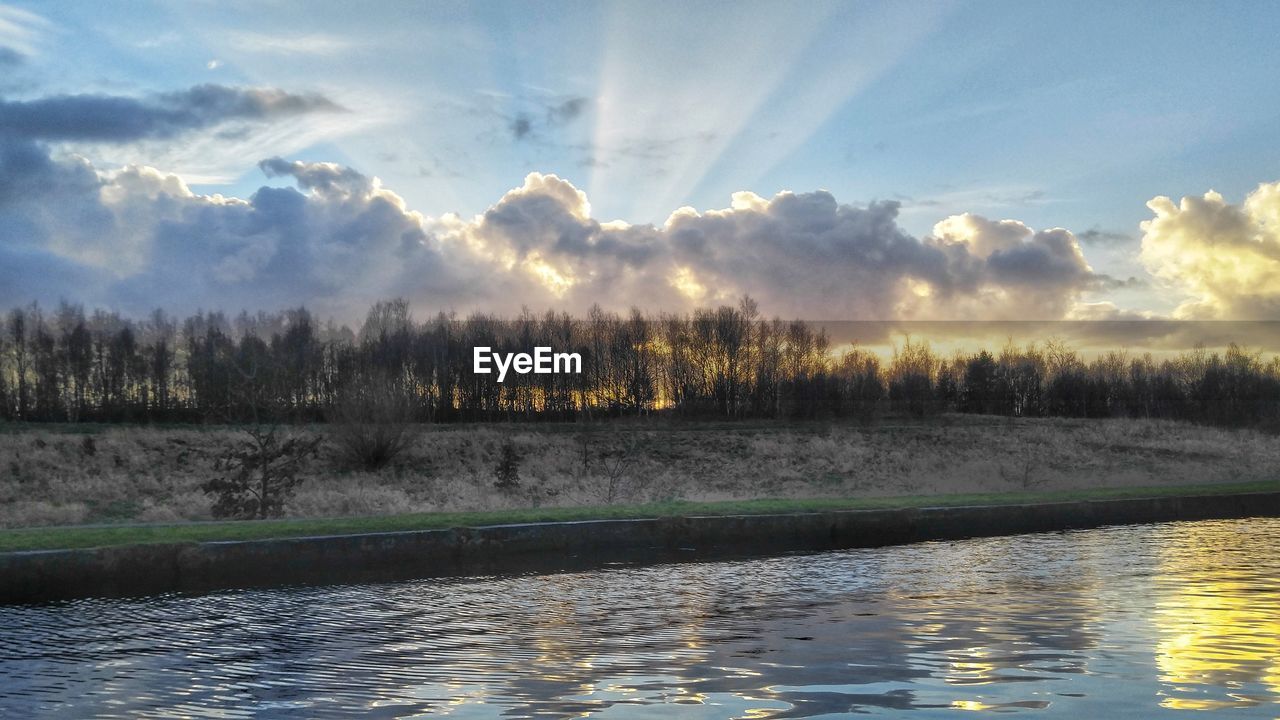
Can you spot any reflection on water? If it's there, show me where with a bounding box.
[1153,523,1280,711]
[2,518,1280,717]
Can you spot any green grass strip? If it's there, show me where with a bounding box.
[2,479,1278,553]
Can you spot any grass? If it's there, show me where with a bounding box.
[2,478,1277,553]
[7,415,1280,529]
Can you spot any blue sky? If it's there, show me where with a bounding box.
[3,1,1280,322]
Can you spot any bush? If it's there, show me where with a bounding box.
[494,440,521,490]
[201,427,320,519]
[328,381,415,471]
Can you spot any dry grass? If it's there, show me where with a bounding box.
[1,414,1277,529]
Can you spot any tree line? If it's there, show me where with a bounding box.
[1,298,1278,428]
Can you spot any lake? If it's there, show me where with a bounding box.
[3,517,1279,717]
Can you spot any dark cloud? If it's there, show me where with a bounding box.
[546,97,586,124]
[0,47,23,67]
[1078,227,1133,246]
[259,156,371,194]
[510,113,533,140]
[985,230,1092,287]
[0,82,431,317]
[1089,274,1146,291]
[0,147,478,317]
[0,137,101,205]
[0,243,102,307]
[506,95,588,142]
[0,84,342,143]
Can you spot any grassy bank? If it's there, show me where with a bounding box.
[3,415,1280,531]
[3,479,1278,553]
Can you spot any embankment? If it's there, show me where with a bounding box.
[3,490,1279,604]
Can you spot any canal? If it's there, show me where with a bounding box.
[3,517,1278,717]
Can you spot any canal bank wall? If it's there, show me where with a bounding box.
[4,490,1280,604]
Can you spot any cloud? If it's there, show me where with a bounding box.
[0,4,49,56]
[436,176,1108,320]
[0,83,391,316]
[133,32,181,50]
[510,114,533,141]
[503,95,589,142]
[0,146,480,318]
[0,85,342,143]
[1077,227,1132,246]
[1,140,1120,322]
[1065,301,1159,321]
[0,45,21,66]
[226,31,352,56]
[1140,182,1280,319]
[0,76,1125,324]
[547,97,586,125]
[259,156,372,194]
[109,164,469,317]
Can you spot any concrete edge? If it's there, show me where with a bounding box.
[2,490,1278,604]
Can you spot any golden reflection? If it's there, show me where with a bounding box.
[951,699,996,711]
[1154,522,1280,710]
[946,647,999,686]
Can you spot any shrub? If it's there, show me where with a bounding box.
[201,427,320,519]
[494,440,521,490]
[328,381,415,471]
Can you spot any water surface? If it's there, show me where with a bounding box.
[3,517,1279,717]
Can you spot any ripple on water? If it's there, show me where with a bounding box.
[3,517,1280,717]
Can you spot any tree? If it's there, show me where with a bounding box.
[5,308,29,419]
[888,337,938,417]
[201,427,321,519]
[962,351,999,414]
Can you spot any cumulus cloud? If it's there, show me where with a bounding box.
[0,135,1124,325]
[432,175,1108,320]
[0,83,400,317]
[0,147,482,318]
[1140,183,1280,319]
[922,213,1103,319]
[0,121,1126,323]
[0,85,342,143]
[0,79,1122,322]
[259,156,372,194]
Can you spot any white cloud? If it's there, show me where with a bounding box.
[435,174,1106,320]
[1140,183,1280,319]
[0,107,1143,324]
[0,3,49,56]
[226,31,353,56]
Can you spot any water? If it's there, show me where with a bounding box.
[3,518,1280,718]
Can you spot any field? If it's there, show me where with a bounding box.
[2,414,1278,536]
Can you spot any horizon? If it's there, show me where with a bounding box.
[9,296,1280,361]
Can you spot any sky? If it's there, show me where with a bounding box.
[2,0,1280,327]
